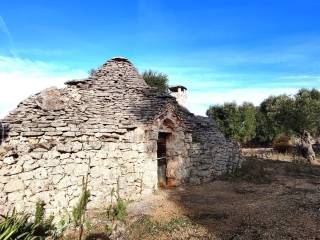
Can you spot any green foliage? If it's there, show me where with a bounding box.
[34,200,45,225]
[0,207,59,240]
[207,88,320,145]
[71,176,90,240]
[257,94,295,142]
[206,102,256,144]
[105,188,127,222]
[71,181,90,227]
[239,102,257,143]
[113,199,127,222]
[142,70,169,91]
[293,89,320,136]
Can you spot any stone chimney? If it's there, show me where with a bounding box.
[169,85,187,108]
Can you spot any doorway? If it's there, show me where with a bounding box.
[157,132,170,188]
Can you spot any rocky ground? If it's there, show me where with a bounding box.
[125,157,320,240]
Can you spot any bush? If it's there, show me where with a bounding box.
[142,70,169,92]
[0,206,58,240]
[272,134,294,153]
[105,188,127,223]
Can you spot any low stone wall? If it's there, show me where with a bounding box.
[0,126,156,215]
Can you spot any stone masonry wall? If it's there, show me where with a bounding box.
[0,57,242,215]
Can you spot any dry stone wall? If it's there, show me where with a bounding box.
[0,57,242,215]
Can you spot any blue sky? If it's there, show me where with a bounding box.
[0,0,320,116]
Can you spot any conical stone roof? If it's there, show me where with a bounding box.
[1,57,187,139]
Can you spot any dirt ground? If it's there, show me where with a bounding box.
[126,158,320,240]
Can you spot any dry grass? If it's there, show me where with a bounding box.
[241,147,320,164]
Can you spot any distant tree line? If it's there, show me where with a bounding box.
[206,88,320,146]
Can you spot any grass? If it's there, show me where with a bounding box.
[126,215,192,239]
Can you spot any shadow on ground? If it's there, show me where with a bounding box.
[164,158,320,239]
[85,233,109,240]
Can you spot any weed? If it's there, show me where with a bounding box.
[71,159,91,240]
[162,217,191,231]
[84,219,93,233]
[0,205,60,240]
[105,179,128,223]
[71,177,90,227]
[127,215,192,238]
[34,200,45,225]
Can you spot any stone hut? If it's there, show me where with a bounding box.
[0,57,242,214]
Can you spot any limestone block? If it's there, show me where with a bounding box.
[56,127,70,132]
[29,152,43,160]
[57,176,73,189]
[43,150,61,159]
[22,131,44,137]
[63,132,76,137]
[52,192,68,208]
[0,193,7,205]
[60,153,71,159]
[46,131,63,136]
[36,87,68,111]
[83,141,102,150]
[94,149,108,159]
[52,174,64,184]
[108,149,122,158]
[34,191,51,203]
[14,201,26,212]
[122,150,139,159]
[3,156,16,165]
[30,179,50,194]
[0,174,10,184]
[34,168,48,179]
[57,144,72,153]
[72,142,83,152]
[73,164,89,176]
[8,165,23,175]
[132,143,145,153]
[4,180,25,193]
[52,165,64,175]
[23,159,39,171]
[145,142,156,153]
[103,143,117,151]
[19,171,34,180]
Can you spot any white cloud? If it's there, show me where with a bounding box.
[0,55,87,117]
[187,87,301,116]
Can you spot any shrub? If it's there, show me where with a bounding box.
[0,206,58,240]
[272,134,294,153]
[142,70,169,92]
[105,188,127,222]
[34,200,45,225]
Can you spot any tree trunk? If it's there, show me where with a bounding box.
[299,131,316,164]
